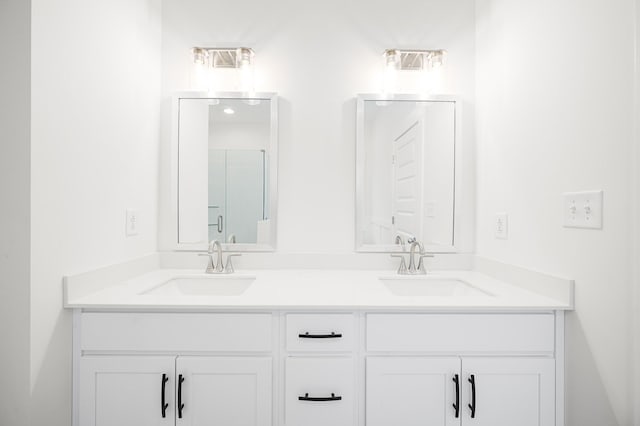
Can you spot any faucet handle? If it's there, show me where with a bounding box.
[224,253,242,274]
[417,253,434,274]
[390,254,408,275]
[198,253,216,273]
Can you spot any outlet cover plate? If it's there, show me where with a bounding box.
[495,213,508,239]
[126,209,139,236]
[563,190,603,229]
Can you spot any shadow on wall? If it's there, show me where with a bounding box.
[30,309,72,426]
[565,312,619,426]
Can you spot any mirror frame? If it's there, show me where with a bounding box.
[170,91,279,252]
[355,93,463,253]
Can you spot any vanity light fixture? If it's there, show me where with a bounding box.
[383,49,447,71]
[191,47,255,69]
[382,49,446,94]
[191,47,256,92]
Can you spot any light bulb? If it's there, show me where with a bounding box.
[427,50,446,69]
[237,48,255,93]
[192,48,208,66]
[382,49,400,94]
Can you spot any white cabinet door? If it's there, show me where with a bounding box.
[366,357,461,426]
[79,356,176,426]
[176,357,272,426]
[461,358,555,426]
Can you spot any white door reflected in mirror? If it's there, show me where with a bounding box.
[356,96,458,253]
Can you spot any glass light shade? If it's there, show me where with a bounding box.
[192,48,209,66]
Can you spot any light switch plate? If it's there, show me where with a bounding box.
[495,213,508,239]
[563,190,603,229]
[126,209,139,236]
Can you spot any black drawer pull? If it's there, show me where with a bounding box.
[161,374,169,418]
[178,374,185,419]
[298,393,342,402]
[298,332,342,339]
[452,374,460,418]
[468,374,476,419]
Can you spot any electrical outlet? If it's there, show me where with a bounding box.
[126,209,139,236]
[563,190,603,229]
[495,213,508,239]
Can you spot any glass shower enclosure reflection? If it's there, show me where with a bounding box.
[208,149,267,244]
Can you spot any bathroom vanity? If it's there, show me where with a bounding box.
[65,266,572,426]
[64,91,571,426]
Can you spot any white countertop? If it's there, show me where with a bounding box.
[64,267,573,311]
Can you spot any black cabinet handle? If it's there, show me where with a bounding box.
[161,374,169,418]
[452,374,460,418]
[298,393,342,402]
[298,332,342,339]
[468,374,476,419]
[178,374,185,419]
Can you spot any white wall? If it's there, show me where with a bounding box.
[210,122,269,150]
[159,0,476,254]
[0,1,31,424]
[475,1,635,425]
[30,0,162,424]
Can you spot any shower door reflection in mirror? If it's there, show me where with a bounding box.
[174,93,277,251]
[356,95,459,252]
[208,149,266,244]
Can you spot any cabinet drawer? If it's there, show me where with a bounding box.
[285,357,355,426]
[286,314,354,352]
[367,313,555,354]
[81,313,272,352]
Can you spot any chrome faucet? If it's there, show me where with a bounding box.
[390,237,434,275]
[407,239,426,274]
[199,240,241,274]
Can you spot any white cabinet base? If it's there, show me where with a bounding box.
[73,310,564,426]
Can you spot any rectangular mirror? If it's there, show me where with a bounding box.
[356,95,460,253]
[172,93,278,251]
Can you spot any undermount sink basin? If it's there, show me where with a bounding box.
[379,276,494,298]
[141,275,255,296]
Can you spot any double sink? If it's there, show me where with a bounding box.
[141,274,494,298]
